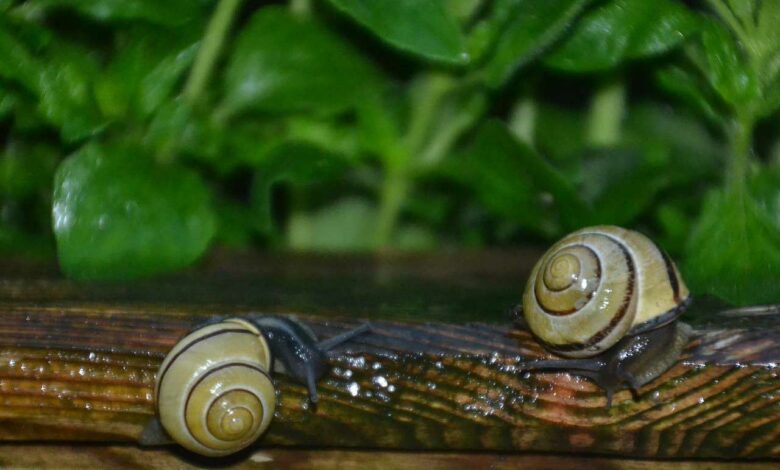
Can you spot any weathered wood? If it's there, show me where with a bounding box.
[0,446,777,470]
[0,252,778,460]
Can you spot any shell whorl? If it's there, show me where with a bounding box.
[155,319,276,457]
[522,226,689,358]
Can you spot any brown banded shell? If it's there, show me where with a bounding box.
[522,225,689,358]
[155,318,276,457]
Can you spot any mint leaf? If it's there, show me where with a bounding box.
[484,0,590,87]
[546,0,699,72]
[685,188,780,306]
[696,20,760,110]
[53,143,216,280]
[223,7,379,115]
[326,0,468,65]
[447,121,589,237]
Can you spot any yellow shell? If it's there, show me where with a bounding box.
[155,319,276,457]
[522,225,689,358]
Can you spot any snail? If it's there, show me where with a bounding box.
[516,225,692,407]
[139,315,370,456]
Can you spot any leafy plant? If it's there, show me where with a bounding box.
[0,0,777,306]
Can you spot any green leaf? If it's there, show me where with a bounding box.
[52,143,216,280]
[223,7,379,115]
[446,120,589,237]
[656,65,724,123]
[483,0,590,87]
[696,20,760,109]
[684,188,780,306]
[96,28,198,119]
[0,24,42,90]
[0,22,105,141]
[251,142,349,233]
[546,0,699,72]
[326,0,468,65]
[578,147,670,226]
[30,0,199,26]
[37,45,105,141]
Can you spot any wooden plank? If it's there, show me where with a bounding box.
[0,446,777,470]
[0,252,778,459]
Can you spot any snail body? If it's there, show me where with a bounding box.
[142,316,369,456]
[519,225,691,406]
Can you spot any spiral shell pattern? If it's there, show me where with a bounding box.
[522,226,689,358]
[155,319,276,456]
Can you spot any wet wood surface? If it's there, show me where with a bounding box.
[0,446,777,470]
[0,251,778,461]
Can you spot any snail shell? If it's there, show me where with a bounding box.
[522,225,690,358]
[155,318,276,457]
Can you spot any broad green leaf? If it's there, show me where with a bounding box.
[30,0,199,26]
[578,147,670,226]
[446,120,589,237]
[37,45,105,141]
[0,25,42,90]
[623,104,723,185]
[546,0,699,72]
[287,197,377,251]
[53,143,215,280]
[251,142,349,233]
[697,20,760,109]
[654,200,695,256]
[326,0,468,64]
[96,28,198,119]
[484,0,590,87]
[0,22,105,140]
[685,188,780,306]
[224,7,379,115]
[656,65,723,123]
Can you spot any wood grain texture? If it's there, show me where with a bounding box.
[0,252,778,460]
[0,446,777,470]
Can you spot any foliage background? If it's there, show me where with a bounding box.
[0,0,779,306]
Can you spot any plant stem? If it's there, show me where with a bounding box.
[374,172,409,248]
[419,93,486,168]
[402,75,453,168]
[728,113,754,194]
[586,77,625,147]
[374,75,452,248]
[183,0,242,103]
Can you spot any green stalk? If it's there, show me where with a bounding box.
[183,0,242,103]
[728,113,754,195]
[373,172,409,248]
[374,75,452,248]
[586,78,625,147]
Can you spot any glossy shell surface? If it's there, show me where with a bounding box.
[522,225,689,358]
[155,319,276,456]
